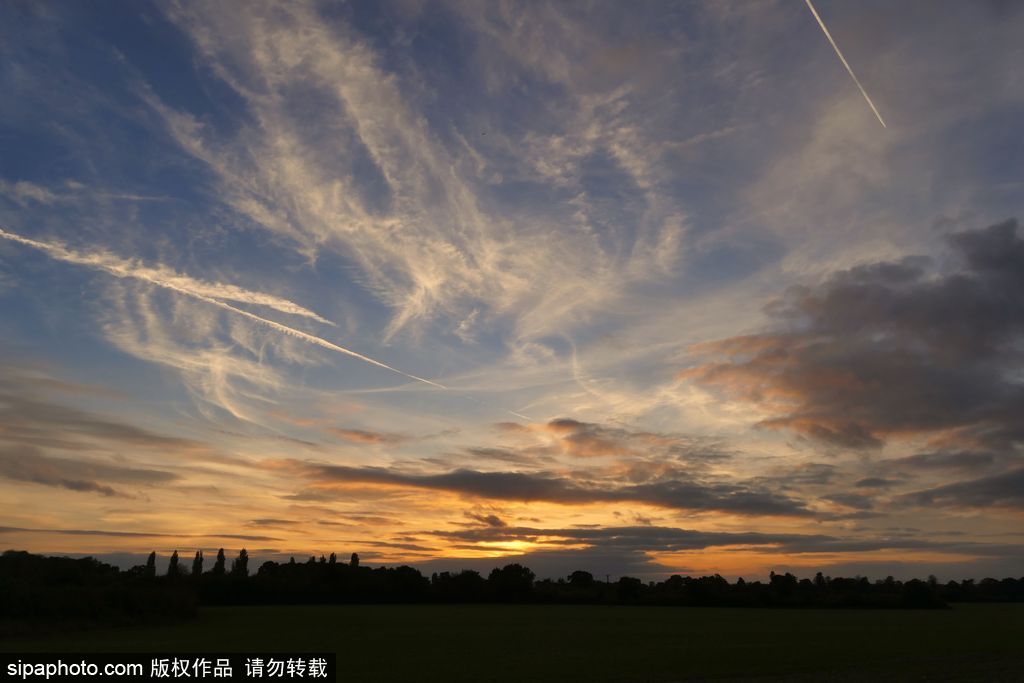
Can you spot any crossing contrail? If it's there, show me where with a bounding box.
[0,227,446,390]
[196,295,447,389]
[804,0,887,128]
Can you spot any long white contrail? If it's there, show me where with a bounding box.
[0,227,446,390]
[199,296,446,389]
[804,0,887,128]
[0,227,333,324]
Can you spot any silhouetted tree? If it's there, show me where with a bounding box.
[769,571,798,599]
[192,550,203,578]
[350,552,360,568]
[488,563,534,601]
[329,552,336,565]
[19,548,1020,616]
[432,570,486,602]
[569,570,594,588]
[212,548,226,577]
[617,576,643,601]
[0,551,196,629]
[902,578,942,608]
[231,549,249,578]
[167,551,180,578]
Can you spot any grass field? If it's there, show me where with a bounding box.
[4,604,1023,681]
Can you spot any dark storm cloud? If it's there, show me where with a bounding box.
[290,462,813,517]
[0,445,178,496]
[898,468,1024,510]
[683,220,1024,453]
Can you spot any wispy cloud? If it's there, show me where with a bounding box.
[0,180,60,205]
[148,0,688,349]
[0,226,445,389]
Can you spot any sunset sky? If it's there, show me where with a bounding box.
[1,0,1022,581]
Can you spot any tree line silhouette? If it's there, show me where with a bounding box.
[3,548,1023,634]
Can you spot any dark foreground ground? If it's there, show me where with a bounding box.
[4,603,1023,681]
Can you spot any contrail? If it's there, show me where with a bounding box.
[0,227,334,324]
[804,0,887,128]
[198,296,446,389]
[0,227,446,390]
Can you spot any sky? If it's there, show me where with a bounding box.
[1,0,1022,581]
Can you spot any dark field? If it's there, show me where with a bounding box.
[5,604,1023,681]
